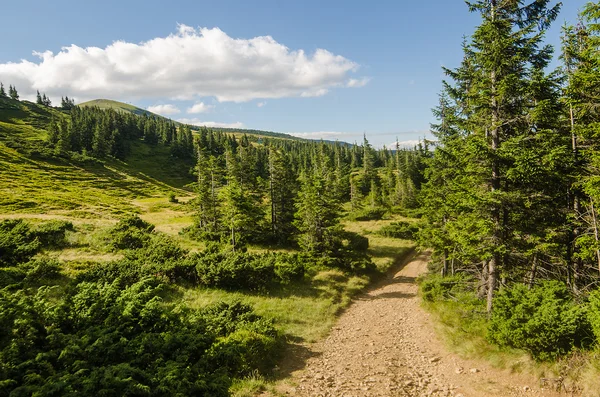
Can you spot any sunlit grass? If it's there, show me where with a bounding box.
[422,289,600,393]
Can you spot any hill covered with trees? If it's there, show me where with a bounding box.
[0,89,424,395]
[4,0,600,393]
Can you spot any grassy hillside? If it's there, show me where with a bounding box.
[0,98,66,141]
[0,97,195,220]
[78,99,158,117]
[0,96,415,396]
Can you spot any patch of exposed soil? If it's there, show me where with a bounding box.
[267,252,564,397]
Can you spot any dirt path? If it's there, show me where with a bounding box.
[271,251,562,397]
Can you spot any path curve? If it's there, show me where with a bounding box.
[272,251,562,397]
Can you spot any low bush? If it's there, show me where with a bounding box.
[32,220,74,248]
[419,274,471,302]
[197,251,273,291]
[22,257,61,282]
[347,207,386,221]
[124,233,186,263]
[588,288,600,344]
[377,221,419,240]
[0,219,40,267]
[341,231,369,252]
[107,215,155,250]
[203,301,282,377]
[488,281,593,361]
[80,235,194,285]
[0,267,26,288]
[0,279,282,396]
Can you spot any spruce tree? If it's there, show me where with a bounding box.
[267,147,297,243]
[9,85,19,100]
[194,151,222,237]
[421,0,563,312]
[563,2,600,279]
[36,91,43,105]
[0,83,6,98]
[219,178,263,251]
[294,156,343,254]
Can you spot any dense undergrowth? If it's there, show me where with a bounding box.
[0,213,413,396]
[419,274,600,394]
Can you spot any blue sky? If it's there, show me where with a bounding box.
[0,0,589,146]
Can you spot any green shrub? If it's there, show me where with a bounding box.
[0,279,233,396]
[341,231,369,251]
[209,329,281,377]
[377,221,419,240]
[347,208,386,221]
[168,192,178,203]
[0,267,26,288]
[125,234,186,263]
[273,256,305,284]
[108,215,155,250]
[203,301,282,376]
[419,274,470,302]
[80,236,194,285]
[0,219,40,267]
[32,220,74,248]
[23,257,61,282]
[488,281,592,361]
[196,251,277,291]
[588,288,600,344]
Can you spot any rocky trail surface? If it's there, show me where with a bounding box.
[267,251,563,397]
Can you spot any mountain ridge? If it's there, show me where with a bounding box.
[78,98,350,144]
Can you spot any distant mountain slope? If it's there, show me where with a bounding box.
[78,99,158,117]
[0,96,196,217]
[0,98,67,141]
[77,98,348,144]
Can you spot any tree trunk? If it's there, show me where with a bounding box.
[528,254,538,289]
[478,260,489,299]
[591,199,600,273]
[442,249,449,277]
[569,102,582,291]
[487,63,501,314]
[231,224,236,252]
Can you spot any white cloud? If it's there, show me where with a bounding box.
[147,104,181,116]
[0,25,366,103]
[346,77,370,88]
[187,102,214,114]
[257,102,266,108]
[177,118,244,129]
[300,88,329,98]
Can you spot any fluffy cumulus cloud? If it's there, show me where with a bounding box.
[187,102,214,114]
[147,104,181,116]
[0,25,368,103]
[177,118,244,129]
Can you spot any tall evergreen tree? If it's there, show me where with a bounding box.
[8,85,19,100]
[194,152,222,237]
[267,147,297,243]
[219,178,263,251]
[294,160,343,255]
[563,2,600,280]
[421,0,563,312]
[0,83,6,98]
